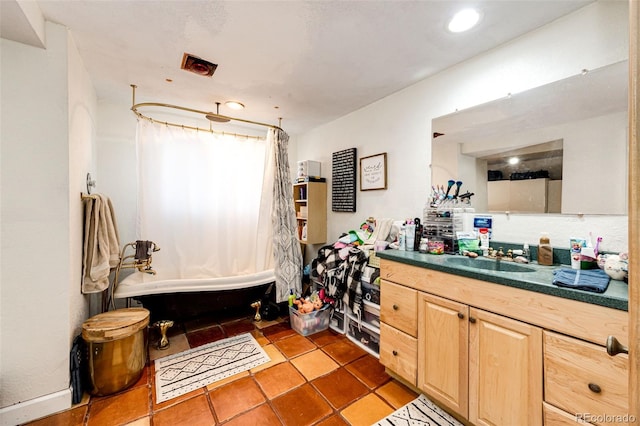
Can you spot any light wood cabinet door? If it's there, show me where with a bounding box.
[379,322,418,386]
[418,292,469,418]
[380,280,417,337]
[469,308,543,426]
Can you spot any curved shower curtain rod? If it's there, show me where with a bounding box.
[129,84,283,138]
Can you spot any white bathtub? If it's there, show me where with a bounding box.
[113,268,276,299]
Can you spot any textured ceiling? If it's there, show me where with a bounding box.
[2,0,593,135]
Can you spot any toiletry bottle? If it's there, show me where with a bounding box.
[538,233,553,265]
[399,225,406,251]
[414,218,422,251]
[479,228,489,256]
[523,243,531,262]
[405,220,415,252]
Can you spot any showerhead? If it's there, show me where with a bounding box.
[205,102,231,123]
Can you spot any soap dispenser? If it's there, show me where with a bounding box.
[538,233,553,265]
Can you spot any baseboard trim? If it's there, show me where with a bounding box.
[0,388,71,426]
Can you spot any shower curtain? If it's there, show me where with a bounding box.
[136,120,301,302]
[269,129,303,302]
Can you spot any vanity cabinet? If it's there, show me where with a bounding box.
[292,182,326,244]
[416,291,542,424]
[378,258,628,426]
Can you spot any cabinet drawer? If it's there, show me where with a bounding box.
[543,402,582,425]
[544,331,628,425]
[380,280,417,337]
[380,322,417,386]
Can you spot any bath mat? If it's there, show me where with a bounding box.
[373,394,463,426]
[154,332,269,403]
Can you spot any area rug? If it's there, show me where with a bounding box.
[374,394,463,426]
[154,332,270,403]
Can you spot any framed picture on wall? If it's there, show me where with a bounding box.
[360,153,387,191]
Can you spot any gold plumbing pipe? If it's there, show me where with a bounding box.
[129,84,283,138]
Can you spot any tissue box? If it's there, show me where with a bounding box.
[297,160,321,179]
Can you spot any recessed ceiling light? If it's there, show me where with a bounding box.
[448,9,480,33]
[508,157,520,165]
[225,101,245,110]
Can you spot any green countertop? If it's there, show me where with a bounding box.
[376,250,628,311]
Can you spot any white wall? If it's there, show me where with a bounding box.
[67,27,98,340]
[0,22,97,424]
[295,0,629,254]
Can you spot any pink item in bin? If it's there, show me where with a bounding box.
[428,239,445,254]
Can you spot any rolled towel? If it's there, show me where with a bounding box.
[135,240,152,260]
[552,267,610,293]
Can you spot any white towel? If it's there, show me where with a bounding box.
[360,218,395,251]
[82,194,120,293]
[362,218,394,245]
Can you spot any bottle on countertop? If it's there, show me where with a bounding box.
[538,233,553,265]
[413,218,422,251]
[405,220,415,252]
[523,243,531,263]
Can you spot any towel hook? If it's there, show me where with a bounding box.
[86,173,96,194]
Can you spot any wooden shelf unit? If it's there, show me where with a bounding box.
[293,181,327,244]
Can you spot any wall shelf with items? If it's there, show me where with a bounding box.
[293,181,327,244]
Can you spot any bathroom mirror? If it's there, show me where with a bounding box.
[431,60,628,215]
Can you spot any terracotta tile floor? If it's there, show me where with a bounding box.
[24,314,419,426]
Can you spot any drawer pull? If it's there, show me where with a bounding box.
[469,317,476,324]
[606,336,628,356]
[457,312,464,319]
[392,350,398,356]
[588,383,602,393]
[393,304,399,311]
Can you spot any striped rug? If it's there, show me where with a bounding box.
[374,394,463,426]
[154,333,269,403]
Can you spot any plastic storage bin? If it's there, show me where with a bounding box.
[362,300,381,329]
[330,306,347,333]
[361,280,380,304]
[289,306,332,336]
[346,313,380,357]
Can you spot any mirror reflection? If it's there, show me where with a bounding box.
[431,60,628,215]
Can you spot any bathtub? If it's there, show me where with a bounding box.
[113,268,276,322]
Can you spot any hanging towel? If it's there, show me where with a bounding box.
[82,194,120,294]
[552,267,611,293]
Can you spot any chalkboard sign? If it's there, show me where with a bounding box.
[332,148,357,212]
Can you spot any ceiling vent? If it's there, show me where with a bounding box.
[181,53,217,77]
